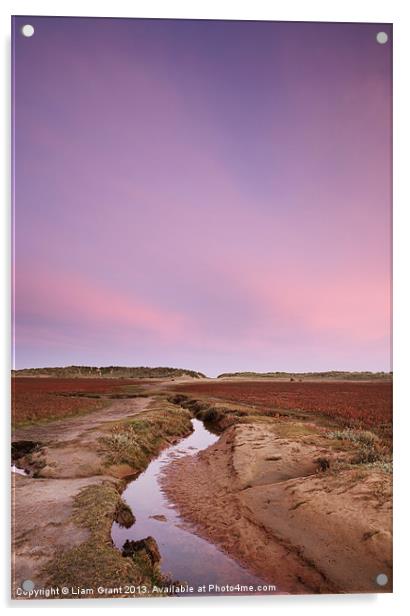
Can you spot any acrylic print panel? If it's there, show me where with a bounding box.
[11,16,392,599]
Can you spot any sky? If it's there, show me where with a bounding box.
[12,17,392,376]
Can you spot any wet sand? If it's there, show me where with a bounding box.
[162,422,392,594]
[112,419,268,592]
[12,396,150,590]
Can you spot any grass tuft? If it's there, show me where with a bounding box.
[100,400,192,473]
[46,398,192,596]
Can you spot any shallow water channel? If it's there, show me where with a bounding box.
[112,418,267,592]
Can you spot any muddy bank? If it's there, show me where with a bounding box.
[12,380,393,598]
[162,422,392,594]
[112,418,266,592]
[11,393,193,597]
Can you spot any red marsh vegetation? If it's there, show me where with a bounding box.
[174,380,392,434]
[12,377,143,426]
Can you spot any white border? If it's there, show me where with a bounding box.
[1,1,409,615]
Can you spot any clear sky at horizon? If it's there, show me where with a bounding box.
[13,17,392,377]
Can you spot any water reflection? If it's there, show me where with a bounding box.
[112,419,266,591]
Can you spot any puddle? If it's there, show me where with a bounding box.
[112,418,268,593]
[11,464,28,476]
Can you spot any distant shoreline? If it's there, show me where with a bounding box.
[11,366,392,381]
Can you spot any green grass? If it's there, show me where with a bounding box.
[46,483,168,596]
[326,428,380,445]
[100,399,192,473]
[45,483,143,593]
[45,398,193,596]
[326,427,389,466]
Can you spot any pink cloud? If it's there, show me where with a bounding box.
[215,257,390,348]
[15,266,188,343]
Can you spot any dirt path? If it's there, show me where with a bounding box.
[12,396,151,590]
[162,422,392,594]
[13,395,149,444]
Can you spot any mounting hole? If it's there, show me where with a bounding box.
[376,32,388,45]
[21,24,35,38]
[22,579,35,591]
[376,573,388,586]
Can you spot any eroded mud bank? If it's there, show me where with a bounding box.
[112,418,267,592]
[162,410,392,594]
[12,395,193,596]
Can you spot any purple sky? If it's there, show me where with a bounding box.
[12,17,392,376]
